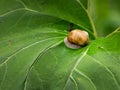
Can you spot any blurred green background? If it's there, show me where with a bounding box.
[90,0,120,37]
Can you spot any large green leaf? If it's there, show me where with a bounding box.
[20,0,97,38]
[25,30,120,90]
[0,0,120,90]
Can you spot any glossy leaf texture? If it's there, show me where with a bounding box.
[0,0,120,90]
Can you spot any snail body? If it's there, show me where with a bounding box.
[64,29,89,49]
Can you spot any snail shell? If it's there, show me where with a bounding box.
[64,29,89,49]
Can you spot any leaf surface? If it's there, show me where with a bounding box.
[20,0,96,35]
[25,31,120,90]
[0,0,120,90]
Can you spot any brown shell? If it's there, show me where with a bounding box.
[67,29,89,46]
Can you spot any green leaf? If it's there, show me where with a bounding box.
[20,0,97,37]
[0,0,24,15]
[0,0,120,90]
[0,8,69,90]
[25,31,120,90]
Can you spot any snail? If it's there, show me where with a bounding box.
[64,29,89,49]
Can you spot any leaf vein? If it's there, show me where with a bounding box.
[0,63,7,89]
[63,46,90,90]
[0,37,63,66]
[70,76,78,90]
[89,55,120,88]
[0,8,25,17]
[74,68,97,90]
[23,40,63,90]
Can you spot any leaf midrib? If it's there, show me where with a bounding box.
[23,39,63,90]
[0,37,64,66]
[63,46,91,90]
[89,55,120,88]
